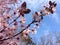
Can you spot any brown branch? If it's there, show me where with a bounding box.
[0,20,37,41]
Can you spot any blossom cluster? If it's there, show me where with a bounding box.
[0,0,57,45]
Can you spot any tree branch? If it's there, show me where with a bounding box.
[0,20,37,41]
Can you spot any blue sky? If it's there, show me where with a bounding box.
[9,0,60,44]
[20,0,60,43]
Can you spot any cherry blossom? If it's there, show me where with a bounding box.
[0,0,57,45]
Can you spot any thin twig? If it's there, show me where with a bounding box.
[0,20,37,41]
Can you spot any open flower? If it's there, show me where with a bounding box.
[20,17,25,23]
[31,28,37,34]
[52,7,56,12]
[23,29,31,35]
[22,29,31,39]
